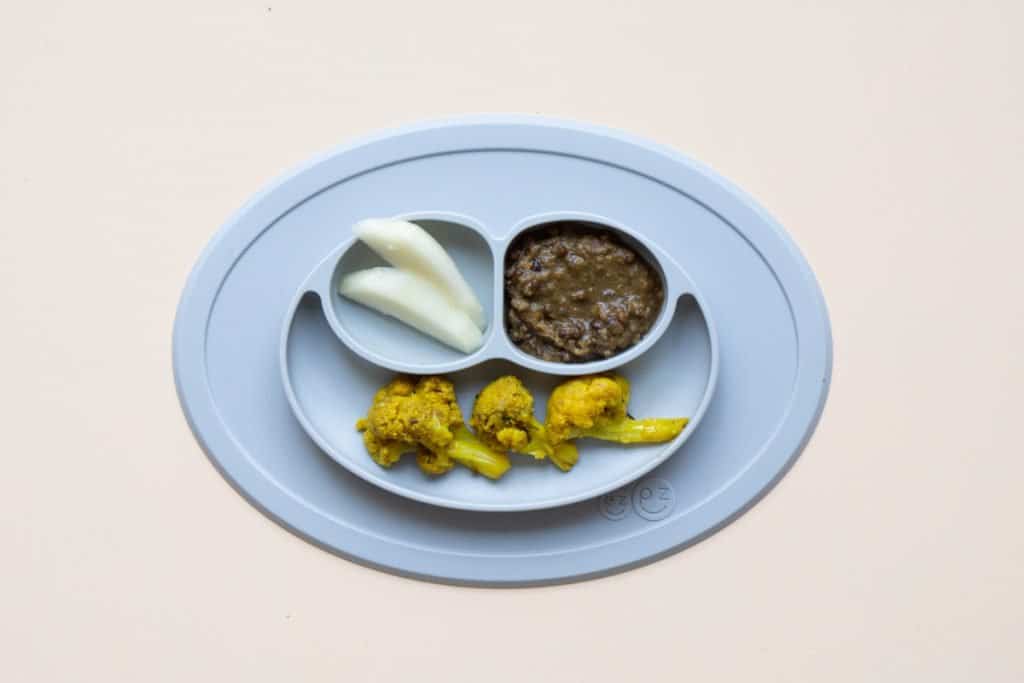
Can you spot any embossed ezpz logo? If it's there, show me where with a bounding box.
[632,478,675,520]
[598,477,675,521]
[598,487,632,520]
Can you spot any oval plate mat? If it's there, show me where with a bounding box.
[173,116,832,586]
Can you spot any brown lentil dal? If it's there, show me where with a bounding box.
[504,224,664,362]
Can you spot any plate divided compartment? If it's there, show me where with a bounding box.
[281,211,719,512]
[173,116,832,586]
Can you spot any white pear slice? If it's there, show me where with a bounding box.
[354,218,486,329]
[338,267,483,354]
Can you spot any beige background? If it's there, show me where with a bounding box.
[3,1,1021,680]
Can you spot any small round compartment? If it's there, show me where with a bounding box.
[324,212,495,372]
[499,213,694,376]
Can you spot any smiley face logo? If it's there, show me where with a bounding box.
[631,478,675,521]
[598,487,632,521]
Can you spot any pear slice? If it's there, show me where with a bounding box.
[338,267,483,354]
[354,218,486,329]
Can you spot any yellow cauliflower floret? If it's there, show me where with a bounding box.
[471,376,552,459]
[356,376,510,479]
[546,374,687,446]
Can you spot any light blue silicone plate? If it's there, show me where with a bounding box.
[173,116,832,586]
